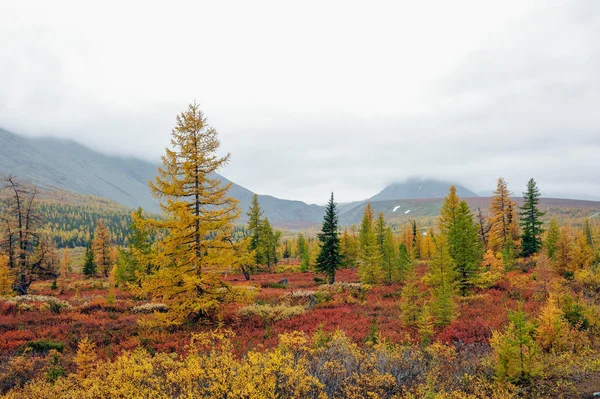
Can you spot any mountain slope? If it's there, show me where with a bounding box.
[340,197,600,226]
[0,128,324,227]
[369,178,478,201]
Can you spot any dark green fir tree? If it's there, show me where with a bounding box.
[519,178,545,257]
[82,242,96,277]
[316,192,342,284]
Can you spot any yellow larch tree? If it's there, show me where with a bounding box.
[419,228,435,260]
[0,254,13,295]
[488,178,519,253]
[438,185,460,235]
[92,219,113,277]
[74,336,97,378]
[137,102,241,326]
[358,203,382,284]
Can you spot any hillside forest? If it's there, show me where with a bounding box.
[1,103,600,398]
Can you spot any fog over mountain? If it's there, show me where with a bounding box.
[1,1,599,203]
[0,128,324,227]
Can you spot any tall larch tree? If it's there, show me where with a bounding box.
[358,203,382,284]
[0,255,12,295]
[297,233,310,271]
[340,227,360,268]
[381,227,399,283]
[449,201,483,295]
[400,264,421,327]
[554,227,575,277]
[397,242,412,281]
[491,305,540,383]
[315,193,342,284]
[419,228,435,260]
[412,220,421,259]
[118,208,154,285]
[246,194,265,266]
[438,185,460,235]
[375,212,386,254]
[519,178,545,257]
[60,249,70,280]
[259,218,280,269]
[139,102,240,326]
[488,178,519,254]
[427,234,457,326]
[92,219,113,277]
[544,219,560,261]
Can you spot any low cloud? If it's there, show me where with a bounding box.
[1,1,598,204]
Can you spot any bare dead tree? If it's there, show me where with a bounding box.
[476,207,491,248]
[0,176,57,294]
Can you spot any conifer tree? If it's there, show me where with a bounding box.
[315,193,342,284]
[82,242,96,277]
[231,237,255,281]
[259,218,280,269]
[296,233,307,259]
[397,242,412,280]
[0,255,13,295]
[418,303,435,345]
[120,208,153,284]
[419,228,435,260]
[582,218,595,248]
[438,185,460,235]
[400,265,421,327]
[519,178,545,257]
[412,220,421,259]
[449,201,483,295]
[544,219,560,261]
[375,212,386,254]
[573,227,595,270]
[340,227,360,268]
[247,194,265,265]
[92,219,113,277]
[381,227,399,283]
[138,102,240,325]
[60,249,70,280]
[554,227,575,277]
[282,241,291,259]
[297,233,310,271]
[536,295,570,353]
[427,234,457,326]
[490,305,539,382]
[358,203,382,283]
[75,337,97,378]
[489,178,519,253]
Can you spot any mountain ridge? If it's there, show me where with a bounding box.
[0,128,324,227]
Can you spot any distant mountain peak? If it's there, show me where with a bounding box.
[369,178,478,201]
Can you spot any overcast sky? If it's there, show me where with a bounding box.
[1,0,599,204]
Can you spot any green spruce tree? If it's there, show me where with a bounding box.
[82,242,96,277]
[519,178,545,257]
[315,193,342,284]
[247,194,265,265]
